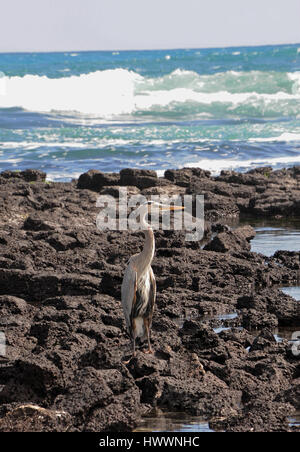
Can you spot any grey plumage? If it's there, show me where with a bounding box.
[121,201,183,359]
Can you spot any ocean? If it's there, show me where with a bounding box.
[0,44,300,181]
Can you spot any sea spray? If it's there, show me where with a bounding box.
[0,68,300,118]
[1,44,300,180]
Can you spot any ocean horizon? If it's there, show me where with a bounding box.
[1,43,300,180]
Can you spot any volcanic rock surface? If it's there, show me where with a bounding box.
[0,166,299,432]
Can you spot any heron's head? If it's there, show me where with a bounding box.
[144,200,184,213]
[133,200,184,230]
[134,201,184,221]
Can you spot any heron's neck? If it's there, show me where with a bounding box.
[138,227,155,275]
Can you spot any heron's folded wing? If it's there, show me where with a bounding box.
[147,267,156,320]
[121,263,137,331]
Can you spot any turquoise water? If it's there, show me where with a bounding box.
[1,44,300,180]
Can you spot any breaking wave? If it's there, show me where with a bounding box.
[1,68,300,119]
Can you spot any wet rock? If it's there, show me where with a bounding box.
[157,372,242,417]
[119,168,160,190]
[0,354,64,405]
[211,223,231,233]
[84,385,141,432]
[249,329,277,352]
[23,215,56,231]
[241,309,278,330]
[0,295,28,315]
[164,168,210,187]
[53,366,141,431]
[77,170,119,191]
[0,165,299,432]
[142,184,185,197]
[0,404,72,432]
[0,169,46,182]
[198,191,240,220]
[249,190,300,216]
[180,323,221,351]
[127,352,168,379]
[267,291,300,326]
[54,367,114,416]
[204,225,255,253]
[0,232,8,245]
[99,185,140,198]
[47,233,78,251]
[273,250,300,270]
[211,400,294,432]
[217,168,272,186]
[277,379,300,410]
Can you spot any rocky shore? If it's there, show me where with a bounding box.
[0,166,299,432]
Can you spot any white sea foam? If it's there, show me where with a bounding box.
[0,69,299,118]
[0,158,23,165]
[288,71,300,94]
[0,141,90,150]
[44,153,300,181]
[0,70,142,116]
[0,75,6,96]
[135,88,296,109]
[249,132,300,142]
[46,171,82,181]
[185,155,300,175]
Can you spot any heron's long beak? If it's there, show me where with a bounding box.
[160,204,184,211]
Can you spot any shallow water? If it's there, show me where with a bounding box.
[134,411,214,432]
[173,311,239,332]
[275,325,300,343]
[251,227,300,257]
[280,286,300,300]
[240,217,300,257]
[135,410,299,431]
[288,411,300,429]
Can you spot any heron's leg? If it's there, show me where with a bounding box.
[123,270,138,364]
[132,272,139,358]
[122,321,137,364]
[132,336,136,357]
[143,317,153,354]
[132,320,137,358]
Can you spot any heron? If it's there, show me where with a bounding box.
[121,200,184,360]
